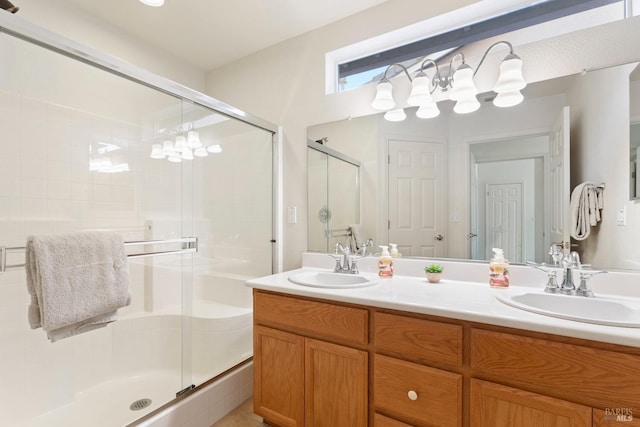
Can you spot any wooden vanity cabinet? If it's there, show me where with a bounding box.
[253,291,368,427]
[253,289,640,426]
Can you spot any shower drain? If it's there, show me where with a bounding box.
[129,398,152,411]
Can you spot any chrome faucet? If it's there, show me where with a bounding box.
[559,251,581,295]
[528,252,606,298]
[330,242,367,274]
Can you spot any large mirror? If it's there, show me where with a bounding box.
[308,21,640,270]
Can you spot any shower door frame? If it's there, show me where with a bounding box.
[0,10,282,398]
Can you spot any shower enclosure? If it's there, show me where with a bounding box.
[0,14,277,427]
[307,140,360,252]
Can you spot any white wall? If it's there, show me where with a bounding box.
[18,0,205,91]
[567,63,640,269]
[206,3,640,269]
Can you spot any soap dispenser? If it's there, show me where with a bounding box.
[489,248,510,288]
[389,243,400,258]
[378,246,394,278]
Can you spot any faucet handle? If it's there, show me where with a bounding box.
[576,270,607,297]
[544,270,560,294]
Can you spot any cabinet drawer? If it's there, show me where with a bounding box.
[374,354,462,427]
[471,328,640,408]
[254,291,368,345]
[375,312,462,367]
[374,413,413,427]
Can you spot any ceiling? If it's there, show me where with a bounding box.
[60,0,389,71]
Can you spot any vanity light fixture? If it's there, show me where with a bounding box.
[371,41,526,121]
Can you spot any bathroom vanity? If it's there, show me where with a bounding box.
[248,254,640,427]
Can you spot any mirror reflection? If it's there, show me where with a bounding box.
[309,61,640,270]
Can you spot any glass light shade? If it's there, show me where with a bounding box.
[194,147,208,157]
[384,108,406,122]
[453,97,481,114]
[167,154,182,163]
[449,64,477,101]
[181,148,194,160]
[187,130,202,148]
[493,53,526,93]
[371,80,395,111]
[206,144,222,153]
[150,143,165,159]
[162,140,175,155]
[174,135,187,153]
[416,102,440,119]
[139,0,164,6]
[407,73,434,107]
[493,90,524,108]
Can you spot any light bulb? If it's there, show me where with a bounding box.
[187,130,201,148]
[162,140,175,155]
[454,97,481,114]
[174,135,187,153]
[493,90,524,108]
[371,80,395,111]
[194,147,208,157]
[139,0,164,6]
[449,64,477,101]
[494,53,526,93]
[416,102,440,119]
[181,148,194,160]
[384,109,406,122]
[150,144,165,159]
[407,73,434,107]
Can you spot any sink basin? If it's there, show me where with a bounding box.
[496,290,640,327]
[288,271,379,289]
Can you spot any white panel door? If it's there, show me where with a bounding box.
[549,106,570,253]
[388,139,446,257]
[485,182,523,262]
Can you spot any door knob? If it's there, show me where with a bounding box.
[434,234,444,241]
[467,233,477,239]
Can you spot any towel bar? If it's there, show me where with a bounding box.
[0,237,198,273]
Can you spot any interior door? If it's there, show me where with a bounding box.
[549,106,570,254]
[388,139,446,257]
[485,182,523,262]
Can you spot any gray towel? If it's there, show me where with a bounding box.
[25,231,131,342]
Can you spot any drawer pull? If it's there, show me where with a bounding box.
[407,390,418,401]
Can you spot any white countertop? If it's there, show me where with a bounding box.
[247,261,640,348]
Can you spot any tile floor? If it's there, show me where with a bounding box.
[211,398,264,426]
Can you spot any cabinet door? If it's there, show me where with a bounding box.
[254,325,304,427]
[305,338,368,427]
[471,379,591,427]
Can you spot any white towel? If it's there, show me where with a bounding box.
[26,231,131,342]
[570,182,604,241]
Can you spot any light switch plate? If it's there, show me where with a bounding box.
[287,206,297,224]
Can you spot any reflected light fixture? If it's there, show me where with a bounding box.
[150,124,221,162]
[371,41,526,121]
[139,0,164,7]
